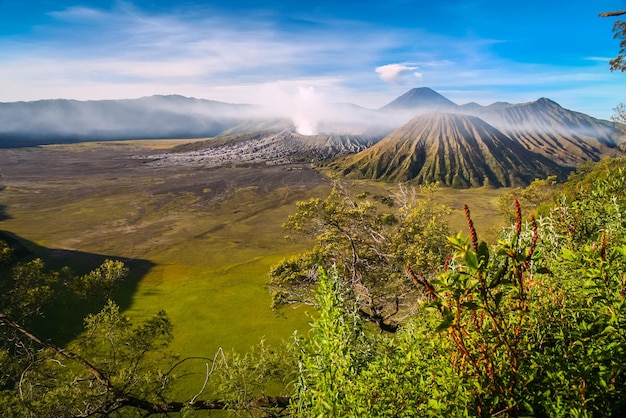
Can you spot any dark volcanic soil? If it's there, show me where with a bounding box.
[0,142,330,206]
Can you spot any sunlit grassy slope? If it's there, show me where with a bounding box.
[0,140,508,365]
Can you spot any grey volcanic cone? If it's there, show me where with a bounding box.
[380,87,457,111]
[336,113,567,188]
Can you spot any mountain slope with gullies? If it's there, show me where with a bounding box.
[468,98,625,166]
[335,113,567,187]
[379,88,625,167]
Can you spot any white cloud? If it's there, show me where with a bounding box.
[375,63,422,83]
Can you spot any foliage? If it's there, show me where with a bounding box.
[70,259,128,300]
[600,9,626,72]
[291,268,445,417]
[600,10,626,123]
[292,267,369,417]
[0,240,293,416]
[0,244,127,324]
[212,339,295,416]
[0,240,11,263]
[269,182,450,332]
[498,175,560,223]
[0,257,64,321]
[7,300,174,417]
[288,157,626,416]
[609,19,626,72]
[552,158,626,246]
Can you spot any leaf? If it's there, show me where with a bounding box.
[603,325,617,334]
[523,402,534,414]
[494,292,504,309]
[464,251,479,270]
[561,248,577,261]
[462,301,480,310]
[477,241,490,266]
[435,313,454,332]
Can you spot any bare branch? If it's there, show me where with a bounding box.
[190,348,225,404]
[599,10,626,17]
[1,313,109,386]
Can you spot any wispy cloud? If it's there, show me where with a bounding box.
[0,3,400,102]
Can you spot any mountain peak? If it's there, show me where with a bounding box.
[534,97,561,107]
[488,101,511,107]
[381,87,457,110]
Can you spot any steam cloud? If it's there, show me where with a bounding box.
[292,86,324,135]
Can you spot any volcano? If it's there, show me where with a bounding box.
[336,112,567,188]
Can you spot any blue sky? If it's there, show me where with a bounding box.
[0,0,624,119]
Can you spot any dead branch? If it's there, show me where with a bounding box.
[599,10,626,17]
[1,313,109,386]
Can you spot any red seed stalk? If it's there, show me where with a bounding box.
[514,198,522,238]
[464,204,478,251]
[443,253,453,272]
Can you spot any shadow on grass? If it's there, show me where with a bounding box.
[0,230,154,346]
[0,202,10,221]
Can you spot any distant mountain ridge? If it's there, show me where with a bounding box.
[465,97,622,166]
[0,95,255,147]
[375,88,625,168]
[1,88,625,188]
[330,89,625,186]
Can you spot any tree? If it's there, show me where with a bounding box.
[600,9,626,72]
[601,9,626,124]
[612,102,626,124]
[268,182,450,332]
[2,302,292,416]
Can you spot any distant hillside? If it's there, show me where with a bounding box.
[335,113,568,187]
[466,98,625,166]
[217,119,294,136]
[0,95,253,147]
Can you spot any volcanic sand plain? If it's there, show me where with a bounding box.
[0,139,507,391]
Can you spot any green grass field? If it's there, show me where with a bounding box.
[0,140,509,392]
